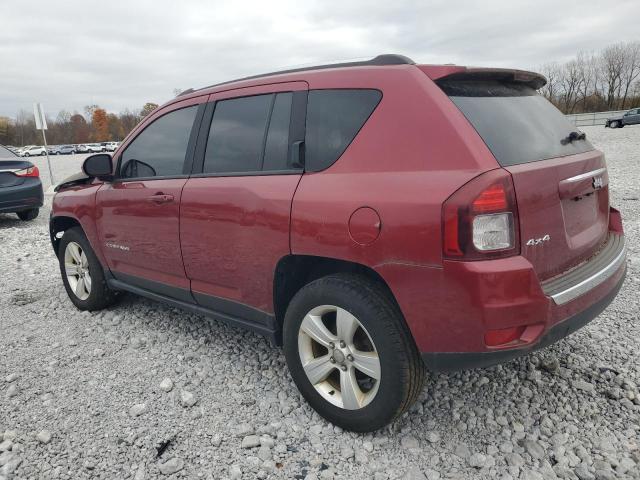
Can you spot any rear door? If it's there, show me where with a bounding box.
[180,82,307,320]
[438,77,609,280]
[96,97,206,298]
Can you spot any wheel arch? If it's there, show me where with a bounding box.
[49,215,82,255]
[273,254,404,334]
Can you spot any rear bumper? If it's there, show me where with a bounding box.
[376,220,626,373]
[421,265,625,372]
[0,178,44,213]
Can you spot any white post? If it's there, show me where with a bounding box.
[34,103,55,185]
[41,128,55,185]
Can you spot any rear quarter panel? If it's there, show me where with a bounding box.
[291,66,499,269]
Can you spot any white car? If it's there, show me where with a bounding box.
[20,145,47,157]
[104,142,119,152]
[86,143,104,153]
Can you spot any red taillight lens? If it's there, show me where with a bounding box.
[472,183,507,213]
[442,169,520,261]
[15,166,40,177]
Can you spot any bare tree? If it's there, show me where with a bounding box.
[539,62,562,105]
[620,41,640,109]
[599,43,626,109]
[560,59,584,113]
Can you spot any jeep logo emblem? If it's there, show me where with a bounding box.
[593,176,604,189]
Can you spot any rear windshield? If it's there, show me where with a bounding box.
[439,80,594,167]
[0,145,17,158]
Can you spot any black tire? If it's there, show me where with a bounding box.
[24,152,30,157]
[610,120,619,128]
[58,227,117,311]
[283,273,426,432]
[16,208,39,221]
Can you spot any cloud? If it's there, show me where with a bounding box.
[1,0,638,117]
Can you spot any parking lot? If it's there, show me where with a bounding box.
[0,126,639,479]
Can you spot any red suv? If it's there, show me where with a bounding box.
[50,55,626,432]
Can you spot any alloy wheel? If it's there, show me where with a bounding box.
[298,305,381,410]
[64,241,92,300]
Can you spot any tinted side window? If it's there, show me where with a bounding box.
[263,92,293,171]
[305,89,382,171]
[120,106,198,179]
[203,94,272,173]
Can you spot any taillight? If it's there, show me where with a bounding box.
[442,169,519,260]
[15,166,40,178]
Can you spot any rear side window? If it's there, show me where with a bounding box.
[263,93,293,171]
[439,80,594,167]
[120,106,198,179]
[305,89,382,171]
[203,93,293,174]
[203,94,272,173]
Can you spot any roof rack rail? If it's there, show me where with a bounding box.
[176,88,195,97]
[183,54,415,96]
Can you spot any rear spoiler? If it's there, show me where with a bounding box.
[419,65,547,90]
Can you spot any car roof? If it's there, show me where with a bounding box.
[171,54,546,108]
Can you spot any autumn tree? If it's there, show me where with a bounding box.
[107,113,125,140]
[70,114,90,143]
[140,102,159,117]
[91,108,109,142]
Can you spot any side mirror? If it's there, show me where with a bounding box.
[82,154,113,180]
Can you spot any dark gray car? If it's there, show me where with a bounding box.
[605,107,640,128]
[0,145,44,221]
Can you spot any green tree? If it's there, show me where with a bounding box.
[140,102,159,117]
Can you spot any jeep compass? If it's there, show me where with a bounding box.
[50,54,626,432]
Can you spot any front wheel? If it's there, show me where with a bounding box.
[17,208,39,221]
[610,120,620,128]
[283,274,425,432]
[58,227,117,311]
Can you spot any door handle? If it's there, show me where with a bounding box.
[146,193,174,204]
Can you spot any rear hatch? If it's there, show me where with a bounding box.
[435,70,609,281]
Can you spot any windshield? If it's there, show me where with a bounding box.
[438,80,594,167]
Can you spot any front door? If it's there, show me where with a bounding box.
[180,82,307,323]
[96,97,205,299]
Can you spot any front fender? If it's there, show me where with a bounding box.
[50,184,107,267]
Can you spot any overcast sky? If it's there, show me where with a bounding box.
[1,0,638,118]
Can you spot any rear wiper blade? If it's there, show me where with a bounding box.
[561,131,586,145]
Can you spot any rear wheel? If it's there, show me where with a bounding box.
[17,208,39,221]
[283,274,425,432]
[58,227,117,311]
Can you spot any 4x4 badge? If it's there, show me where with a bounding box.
[526,234,551,246]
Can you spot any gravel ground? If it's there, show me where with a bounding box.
[1,126,639,480]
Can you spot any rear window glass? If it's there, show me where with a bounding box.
[305,89,382,171]
[0,145,16,158]
[439,81,594,167]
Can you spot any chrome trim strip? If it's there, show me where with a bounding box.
[550,238,626,305]
[0,168,20,173]
[563,167,606,183]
